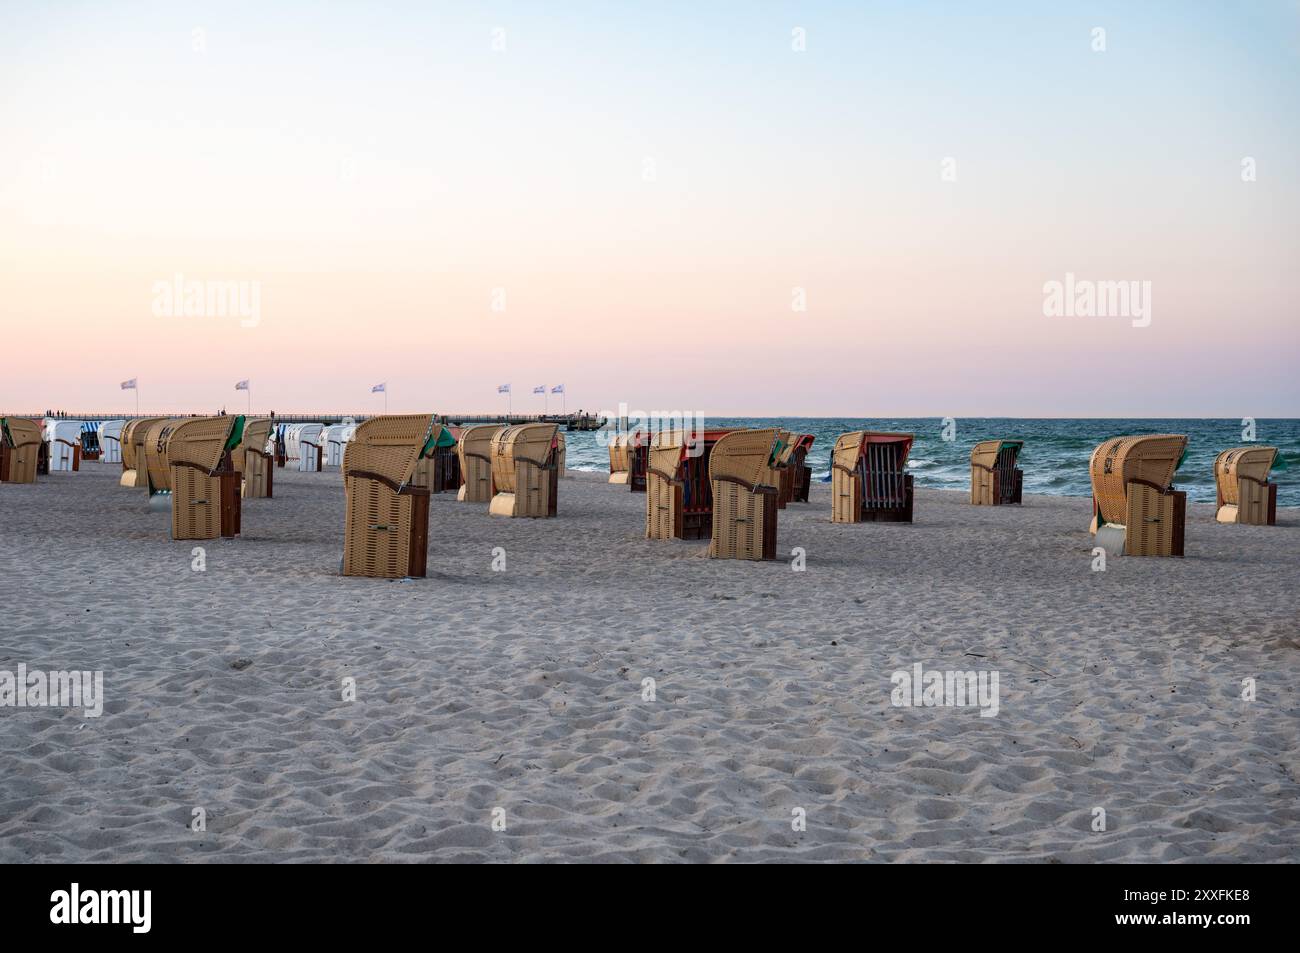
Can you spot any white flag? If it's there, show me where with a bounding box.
[551,384,564,394]
[120,378,137,390]
[372,383,386,393]
[235,380,249,391]
[497,384,511,394]
[533,385,545,395]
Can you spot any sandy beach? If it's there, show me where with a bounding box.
[1,463,1297,863]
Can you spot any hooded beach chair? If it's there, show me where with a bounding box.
[831,431,915,523]
[489,422,560,518]
[119,417,166,487]
[970,440,1024,506]
[707,429,780,560]
[43,419,83,472]
[341,414,440,578]
[410,424,460,492]
[645,431,687,540]
[1214,446,1278,526]
[97,420,126,465]
[609,433,632,484]
[775,432,815,508]
[142,418,188,500]
[238,417,274,499]
[780,434,811,504]
[78,421,103,461]
[166,416,244,540]
[285,423,324,472]
[645,429,737,541]
[321,423,356,468]
[456,424,503,503]
[608,431,650,490]
[0,417,43,484]
[1089,434,1187,556]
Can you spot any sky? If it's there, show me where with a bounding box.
[1,0,1297,417]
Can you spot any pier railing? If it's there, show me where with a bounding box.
[15,411,608,431]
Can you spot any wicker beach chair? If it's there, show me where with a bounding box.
[455,424,503,503]
[775,432,815,508]
[831,431,915,523]
[1214,447,1278,526]
[341,414,441,578]
[644,429,736,541]
[166,416,244,540]
[489,422,560,518]
[970,440,1024,506]
[143,418,187,497]
[410,424,460,492]
[118,417,166,487]
[645,432,686,541]
[1088,434,1187,556]
[238,417,274,499]
[609,433,632,484]
[43,419,82,472]
[0,417,43,484]
[706,429,780,560]
[607,431,649,490]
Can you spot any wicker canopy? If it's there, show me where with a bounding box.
[120,417,166,472]
[489,423,559,517]
[1214,446,1277,506]
[142,418,187,492]
[1088,434,1186,526]
[239,418,272,460]
[708,429,780,492]
[490,423,558,495]
[167,417,241,476]
[970,439,1022,470]
[342,414,439,490]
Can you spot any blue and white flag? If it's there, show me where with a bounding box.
[533,385,545,395]
[497,384,511,394]
[551,384,564,394]
[371,383,386,393]
[235,380,249,391]
[120,378,137,390]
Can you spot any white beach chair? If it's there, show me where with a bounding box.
[98,419,126,464]
[285,423,324,472]
[43,419,83,471]
[321,423,356,467]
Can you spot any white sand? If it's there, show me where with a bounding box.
[1,464,1298,863]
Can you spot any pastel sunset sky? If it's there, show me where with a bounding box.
[1,1,1297,416]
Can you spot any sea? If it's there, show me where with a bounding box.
[560,418,1300,507]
